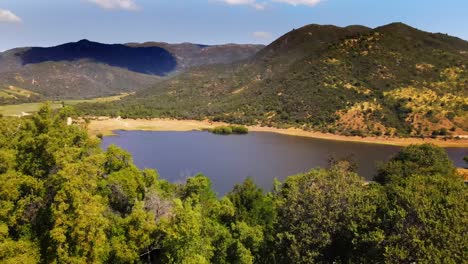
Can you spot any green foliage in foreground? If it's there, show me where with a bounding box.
[0,105,466,263]
[208,125,249,135]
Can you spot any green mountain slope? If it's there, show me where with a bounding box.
[78,23,468,137]
[0,60,161,101]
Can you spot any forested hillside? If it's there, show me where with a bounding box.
[0,105,466,263]
[78,23,468,137]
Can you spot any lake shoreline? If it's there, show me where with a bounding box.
[87,117,468,148]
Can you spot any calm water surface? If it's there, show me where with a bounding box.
[102,131,467,195]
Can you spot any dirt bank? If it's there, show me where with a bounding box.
[87,117,468,148]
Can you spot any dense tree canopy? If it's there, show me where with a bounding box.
[374,143,456,184]
[0,105,466,263]
[274,162,387,263]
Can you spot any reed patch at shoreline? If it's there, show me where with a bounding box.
[204,125,249,135]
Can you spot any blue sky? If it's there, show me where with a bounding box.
[0,0,467,51]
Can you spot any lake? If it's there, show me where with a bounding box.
[102,131,467,195]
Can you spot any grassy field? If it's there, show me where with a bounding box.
[0,93,132,116]
[0,102,62,116]
[63,93,133,105]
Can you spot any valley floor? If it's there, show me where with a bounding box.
[87,117,468,147]
[0,93,132,116]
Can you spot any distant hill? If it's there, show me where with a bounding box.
[0,40,263,101]
[19,39,178,75]
[78,23,468,137]
[126,42,265,71]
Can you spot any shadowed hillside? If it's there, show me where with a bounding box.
[19,39,177,75]
[77,22,468,138]
[127,42,264,71]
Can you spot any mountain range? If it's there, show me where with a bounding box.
[0,22,466,137]
[77,22,468,137]
[0,40,263,101]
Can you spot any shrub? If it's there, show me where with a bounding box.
[230,125,249,134]
[211,125,248,135]
[438,128,448,136]
[373,130,383,136]
[446,111,456,120]
[212,126,233,135]
[350,129,365,137]
[432,128,449,137]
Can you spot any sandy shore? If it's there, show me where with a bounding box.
[87,117,468,148]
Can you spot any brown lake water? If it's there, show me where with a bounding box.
[102,131,468,195]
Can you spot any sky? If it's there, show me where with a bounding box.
[0,0,467,51]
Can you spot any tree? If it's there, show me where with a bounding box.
[48,160,111,263]
[105,166,146,214]
[159,199,214,263]
[104,145,134,174]
[375,144,467,262]
[182,174,216,203]
[15,104,90,179]
[273,162,385,263]
[375,144,456,184]
[227,178,277,262]
[227,177,275,227]
[108,202,160,263]
[381,173,467,262]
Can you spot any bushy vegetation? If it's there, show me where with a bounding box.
[77,23,468,137]
[0,105,466,263]
[231,125,249,134]
[209,125,249,135]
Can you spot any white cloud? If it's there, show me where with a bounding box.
[272,0,321,7]
[86,0,139,11]
[221,0,266,10]
[0,9,21,23]
[253,31,272,40]
[219,0,322,9]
